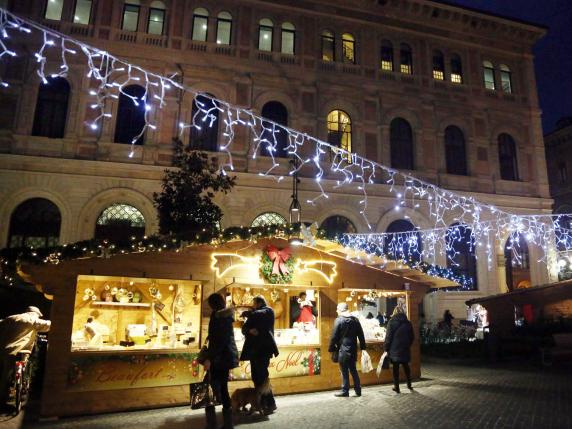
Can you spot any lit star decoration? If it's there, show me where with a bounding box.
[1,8,571,279]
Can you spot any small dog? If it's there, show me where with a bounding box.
[230,379,271,415]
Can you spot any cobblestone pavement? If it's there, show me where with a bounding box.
[8,359,572,429]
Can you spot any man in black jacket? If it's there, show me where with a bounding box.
[240,295,279,413]
[328,303,366,397]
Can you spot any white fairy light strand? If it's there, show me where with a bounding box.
[0,7,569,280]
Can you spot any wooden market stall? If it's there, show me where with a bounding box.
[22,238,456,417]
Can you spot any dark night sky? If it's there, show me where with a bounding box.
[444,0,572,134]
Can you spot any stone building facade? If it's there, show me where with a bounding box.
[545,117,572,214]
[0,0,554,320]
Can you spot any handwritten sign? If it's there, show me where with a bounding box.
[230,348,321,380]
[67,352,202,392]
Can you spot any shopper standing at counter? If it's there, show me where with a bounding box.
[240,296,279,414]
[203,293,239,429]
[329,303,366,398]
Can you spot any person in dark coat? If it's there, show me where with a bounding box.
[384,306,414,393]
[443,309,454,329]
[328,303,366,397]
[240,295,279,413]
[203,293,239,429]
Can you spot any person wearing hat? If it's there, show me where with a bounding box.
[328,303,366,397]
[0,306,51,407]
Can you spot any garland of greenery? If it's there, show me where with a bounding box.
[259,250,296,284]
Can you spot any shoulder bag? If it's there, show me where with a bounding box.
[190,371,217,409]
[331,319,352,363]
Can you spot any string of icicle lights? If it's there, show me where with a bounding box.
[1,8,570,276]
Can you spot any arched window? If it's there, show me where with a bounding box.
[73,0,93,25]
[446,224,477,289]
[95,204,145,243]
[342,33,355,64]
[320,215,356,240]
[122,0,141,32]
[114,85,146,145]
[399,43,412,74]
[192,8,209,41]
[281,22,295,55]
[147,1,166,35]
[500,64,512,93]
[498,133,519,181]
[8,198,61,248]
[258,18,273,51]
[380,40,393,71]
[384,219,422,263]
[32,77,70,139]
[504,233,530,291]
[190,93,219,151]
[390,118,414,170]
[450,54,463,84]
[327,110,352,157]
[321,30,335,62]
[251,212,286,228]
[432,50,444,80]
[45,0,64,20]
[260,101,288,158]
[483,60,495,90]
[216,11,232,45]
[444,125,467,175]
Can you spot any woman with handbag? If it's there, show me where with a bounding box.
[202,293,239,429]
[384,306,414,393]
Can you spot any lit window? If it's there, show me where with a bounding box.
[342,33,355,64]
[192,8,209,41]
[321,30,335,62]
[432,50,444,80]
[73,0,92,25]
[147,1,166,35]
[251,212,286,228]
[500,64,512,94]
[216,11,232,45]
[95,204,146,242]
[281,22,295,55]
[122,1,141,32]
[483,60,495,90]
[400,43,412,74]
[327,110,352,160]
[258,18,273,51]
[450,54,463,84]
[380,40,393,71]
[45,0,64,21]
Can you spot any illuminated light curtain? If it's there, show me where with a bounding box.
[190,93,219,151]
[260,101,288,157]
[192,8,209,41]
[8,198,61,248]
[327,110,352,160]
[216,11,232,45]
[504,233,530,291]
[384,219,422,263]
[321,30,335,62]
[251,212,286,228]
[342,33,355,64]
[281,22,295,55]
[380,39,393,71]
[446,224,477,290]
[95,204,146,242]
[258,18,273,52]
[320,215,356,240]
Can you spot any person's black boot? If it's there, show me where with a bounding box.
[205,405,217,429]
[392,385,401,394]
[220,407,233,429]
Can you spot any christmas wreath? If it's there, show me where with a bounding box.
[260,245,295,284]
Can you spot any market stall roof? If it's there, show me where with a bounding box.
[466,279,572,307]
[311,238,459,289]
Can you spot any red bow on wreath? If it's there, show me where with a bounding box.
[266,245,291,276]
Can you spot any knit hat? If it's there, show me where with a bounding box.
[336,303,350,315]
